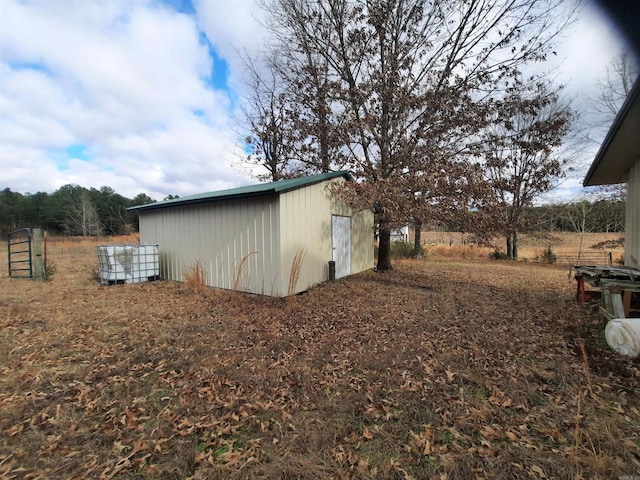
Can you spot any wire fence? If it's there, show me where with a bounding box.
[551,251,616,266]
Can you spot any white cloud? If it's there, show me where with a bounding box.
[0,0,250,199]
[194,0,267,66]
[0,0,633,203]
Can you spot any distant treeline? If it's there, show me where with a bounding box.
[0,184,625,239]
[525,200,625,234]
[0,185,158,238]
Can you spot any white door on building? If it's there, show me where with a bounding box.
[332,215,351,279]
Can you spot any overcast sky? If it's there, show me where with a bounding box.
[0,0,634,201]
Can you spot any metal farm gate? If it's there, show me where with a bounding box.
[7,228,45,279]
[8,228,33,278]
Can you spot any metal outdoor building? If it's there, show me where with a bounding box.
[584,77,640,267]
[128,171,374,296]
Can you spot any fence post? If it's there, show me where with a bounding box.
[32,228,44,281]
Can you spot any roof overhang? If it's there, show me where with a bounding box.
[584,76,640,186]
[128,171,352,213]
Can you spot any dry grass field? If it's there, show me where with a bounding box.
[1,235,639,479]
[418,231,625,265]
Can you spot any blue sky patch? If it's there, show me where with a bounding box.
[49,144,91,171]
[65,144,90,161]
[9,61,51,75]
[156,0,196,15]
[198,32,230,92]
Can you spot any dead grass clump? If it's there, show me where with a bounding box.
[184,260,206,292]
[287,248,306,296]
[427,244,490,259]
[233,251,258,291]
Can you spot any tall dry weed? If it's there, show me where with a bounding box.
[233,251,258,291]
[287,249,306,296]
[184,260,206,293]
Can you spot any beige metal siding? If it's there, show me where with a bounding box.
[279,179,374,295]
[139,177,373,297]
[139,196,282,295]
[350,208,375,274]
[626,159,640,266]
[278,181,332,295]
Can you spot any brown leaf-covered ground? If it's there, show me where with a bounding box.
[1,238,639,479]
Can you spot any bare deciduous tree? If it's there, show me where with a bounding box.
[593,52,638,119]
[66,191,103,237]
[481,83,573,259]
[242,67,294,181]
[250,0,576,270]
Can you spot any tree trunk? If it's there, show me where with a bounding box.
[413,221,423,258]
[506,236,512,259]
[512,232,518,260]
[377,222,393,271]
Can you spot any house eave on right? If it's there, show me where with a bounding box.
[583,77,640,187]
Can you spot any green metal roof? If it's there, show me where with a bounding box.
[128,171,352,212]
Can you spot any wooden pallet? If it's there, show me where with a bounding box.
[574,265,640,319]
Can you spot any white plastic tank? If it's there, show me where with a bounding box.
[97,244,159,284]
[605,318,640,358]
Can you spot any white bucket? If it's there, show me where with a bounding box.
[605,318,640,358]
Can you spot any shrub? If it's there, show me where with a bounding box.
[44,261,57,281]
[391,241,424,258]
[537,246,557,264]
[489,249,509,260]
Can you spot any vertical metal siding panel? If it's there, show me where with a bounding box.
[279,181,333,295]
[272,198,279,294]
[177,207,184,280]
[278,193,288,295]
[278,194,288,297]
[166,209,174,281]
[178,207,186,281]
[265,199,278,295]
[210,204,216,287]
[165,211,172,280]
[231,201,238,290]
[139,196,282,295]
[251,202,257,292]
[156,211,166,280]
[165,209,173,281]
[175,207,183,281]
[223,202,230,289]
[259,207,265,293]
[207,204,214,286]
[352,209,375,273]
[214,204,219,287]
[249,201,258,292]
[627,160,640,266]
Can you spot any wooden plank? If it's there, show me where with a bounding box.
[601,280,640,291]
[623,290,632,317]
[32,228,44,281]
[599,305,614,321]
[611,293,625,319]
[576,276,585,302]
[603,287,612,314]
